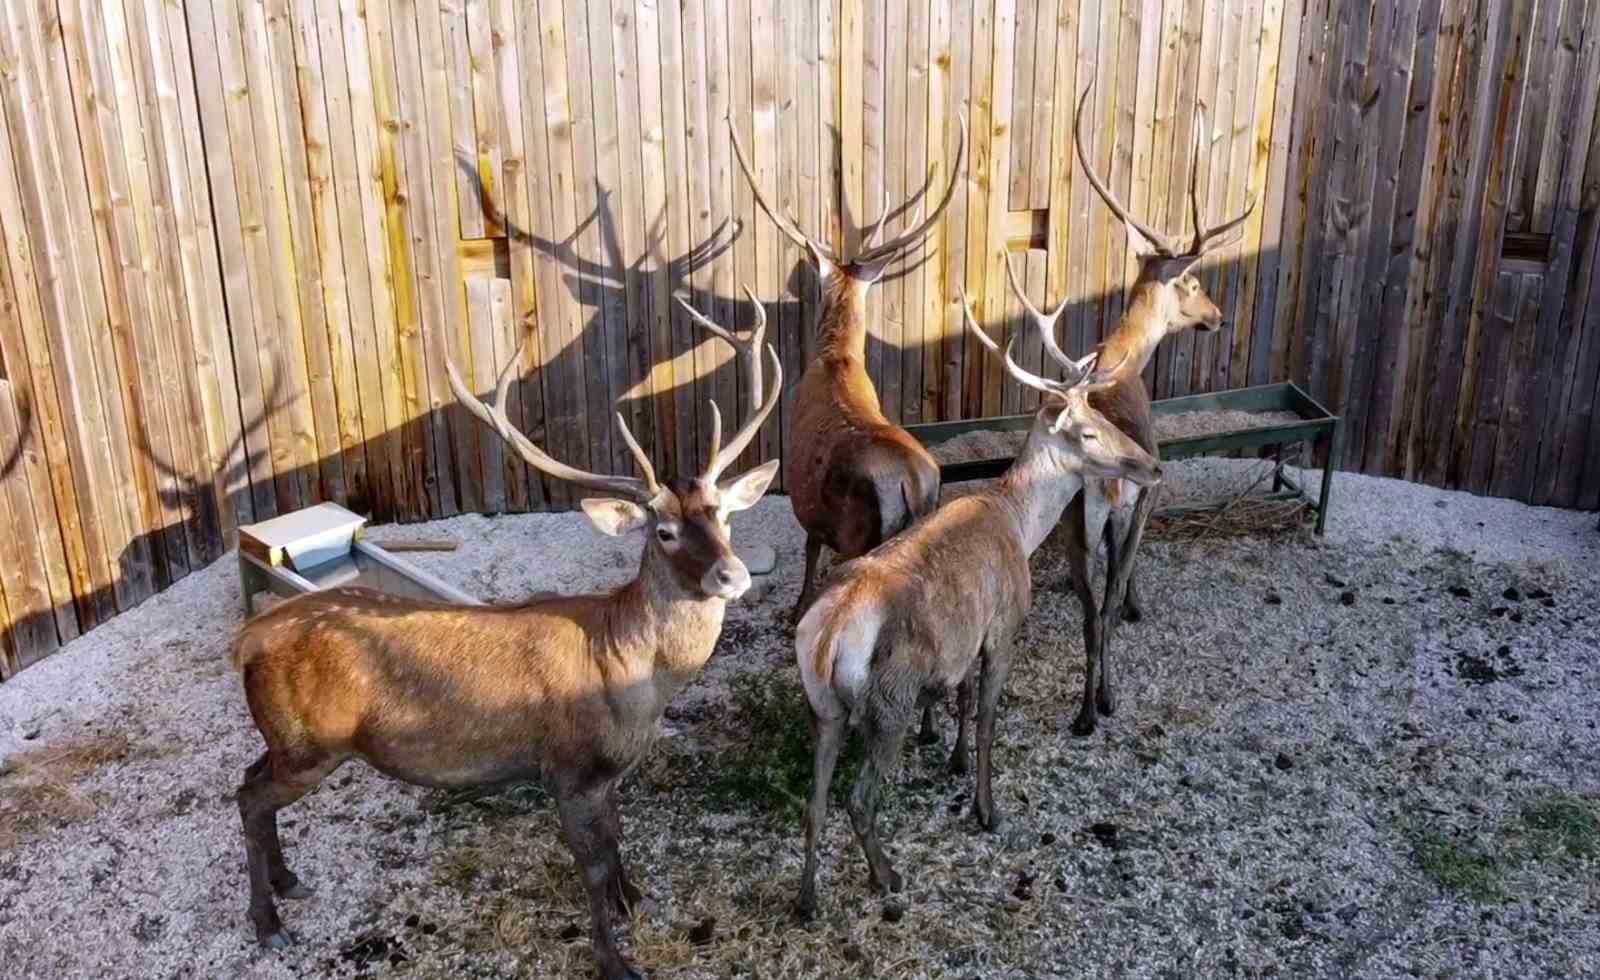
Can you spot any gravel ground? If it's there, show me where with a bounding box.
[1,458,1597,980]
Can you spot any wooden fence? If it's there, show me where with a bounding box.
[1,0,1597,677]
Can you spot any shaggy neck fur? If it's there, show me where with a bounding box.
[1099,283,1170,382]
[606,543,727,688]
[815,273,872,362]
[993,422,1088,555]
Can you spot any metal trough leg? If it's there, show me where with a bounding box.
[1316,420,1344,536]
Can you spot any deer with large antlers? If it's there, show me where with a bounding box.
[794,303,1161,916]
[730,117,966,624]
[232,324,781,980]
[1051,84,1256,736]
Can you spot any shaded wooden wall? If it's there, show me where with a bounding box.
[1,0,1597,676]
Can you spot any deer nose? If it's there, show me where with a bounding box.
[703,560,751,599]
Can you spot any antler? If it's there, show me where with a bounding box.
[728,120,839,265]
[960,292,1098,395]
[1074,84,1256,259]
[730,112,967,269]
[674,290,784,484]
[676,284,768,409]
[447,344,662,501]
[1004,255,1078,377]
[852,112,968,267]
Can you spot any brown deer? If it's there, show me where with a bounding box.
[232,329,782,980]
[1055,84,1256,736]
[729,116,966,626]
[793,303,1162,916]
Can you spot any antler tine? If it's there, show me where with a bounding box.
[1189,107,1206,255]
[960,291,1066,396]
[853,111,968,266]
[1183,105,1259,256]
[1074,84,1181,257]
[1006,255,1078,374]
[703,343,784,484]
[447,349,657,500]
[863,186,892,247]
[729,119,839,264]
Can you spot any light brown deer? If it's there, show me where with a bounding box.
[729,116,967,632]
[793,304,1162,916]
[232,329,782,980]
[1054,84,1256,736]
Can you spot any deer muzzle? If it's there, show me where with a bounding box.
[702,557,752,600]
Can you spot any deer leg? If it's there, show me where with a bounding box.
[792,534,824,623]
[1066,543,1102,737]
[1100,491,1157,716]
[600,789,646,917]
[238,751,337,949]
[916,702,941,745]
[554,783,641,980]
[847,709,910,896]
[949,673,974,776]
[798,708,847,919]
[1122,571,1144,623]
[973,641,1012,832]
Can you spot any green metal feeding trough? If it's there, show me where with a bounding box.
[904,381,1343,535]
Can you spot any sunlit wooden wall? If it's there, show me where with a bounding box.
[1,0,1598,676]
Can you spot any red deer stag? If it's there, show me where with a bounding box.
[793,303,1162,916]
[1055,84,1256,736]
[729,116,966,625]
[232,330,782,980]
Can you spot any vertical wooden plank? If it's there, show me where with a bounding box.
[1205,0,1260,392]
[703,0,736,444]
[465,0,506,245]
[350,0,429,518]
[962,0,995,418]
[579,0,626,475]
[60,0,178,588]
[388,0,462,515]
[1531,0,1600,504]
[1245,0,1301,386]
[897,0,929,423]
[0,375,60,662]
[879,0,908,422]
[1505,0,1565,233]
[1044,0,1082,360]
[775,0,807,473]
[446,0,486,239]
[1154,0,1201,396]
[279,0,370,513]
[1166,0,1215,396]
[246,0,345,505]
[139,0,235,557]
[309,0,396,519]
[979,0,1016,420]
[839,0,864,258]
[1442,0,1534,487]
[163,0,250,537]
[489,0,545,509]
[526,0,587,508]
[1463,270,1519,492]
[1006,0,1037,212]
[414,0,483,513]
[636,0,682,474]
[29,0,151,601]
[207,0,306,516]
[1231,0,1286,389]
[0,163,76,643]
[1488,272,1544,497]
[465,276,505,509]
[748,0,782,466]
[921,0,952,420]
[0,1,123,622]
[657,0,700,478]
[680,0,714,464]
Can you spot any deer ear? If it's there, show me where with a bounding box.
[719,459,780,513]
[580,498,649,537]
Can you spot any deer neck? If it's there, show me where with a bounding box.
[994,428,1087,556]
[815,276,871,363]
[609,544,727,691]
[1099,285,1170,380]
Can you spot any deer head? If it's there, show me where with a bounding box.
[730,115,967,286]
[960,291,1162,488]
[1074,84,1255,338]
[447,335,782,601]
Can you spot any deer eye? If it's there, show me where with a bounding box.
[656,526,679,544]
[1081,430,1099,442]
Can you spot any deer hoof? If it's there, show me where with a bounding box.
[257,928,296,951]
[1069,711,1097,737]
[948,750,969,776]
[976,806,1005,833]
[277,880,315,901]
[1096,688,1118,717]
[870,867,904,895]
[793,893,817,922]
[916,726,941,747]
[1121,602,1143,623]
